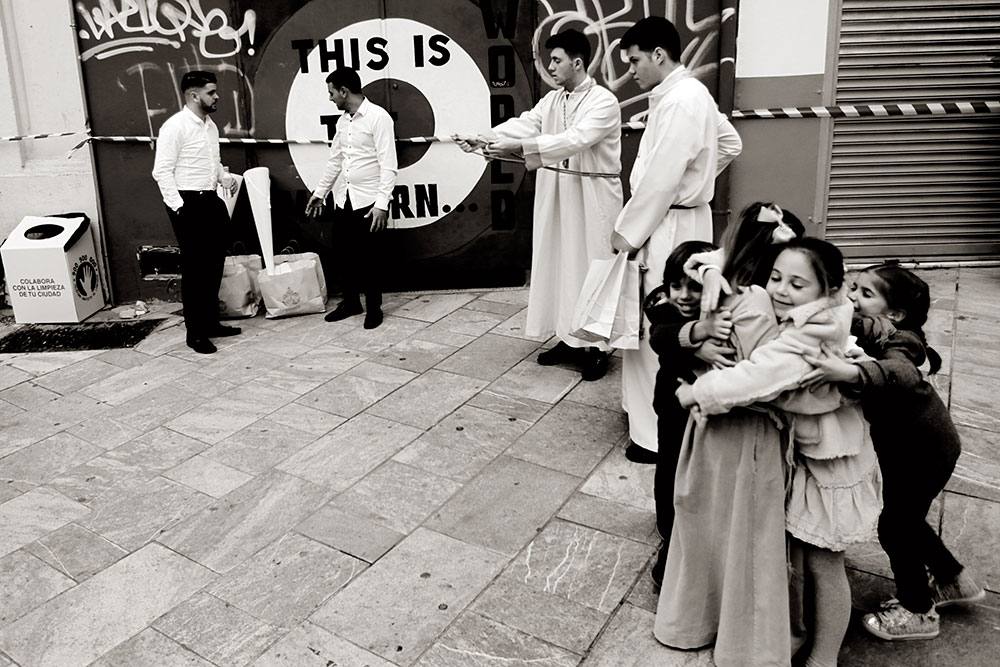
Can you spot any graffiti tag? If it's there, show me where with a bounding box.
[76,0,257,61]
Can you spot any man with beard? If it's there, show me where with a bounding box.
[306,67,398,330]
[153,70,240,354]
[454,29,622,381]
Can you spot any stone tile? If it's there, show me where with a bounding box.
[0,488,90,558]
[159,470,332,573]
[0,381,60,409]
[394,293,477,322]
[478,289,529,306]
[367,370,487,430]
[412,326,478,348]
[80,355,196,405]
[506,520,651,613]
[297,504,403,563]
[258,346,368,395]
[957,270,1000,320]
[464,297,525,317]
[252,621,396,667]
[165,455,254,497]
[0,398,22,420]
[0,411,66,458]
[296,361,417,418]
[89,628,214,667]
[426,456,580,556]
[564,356,624,412]
[0,432,102,486]
[0,550,76,626]
[558,492,660,546]
[67,417,143,451]
[80,476,213,550]
[25,522,127,582]
[0,364,33,391]
[102,427,208,476]
[205,418,318,475]
[8,350,103,376]
[417,612,579,666]
[242,332,314,359]
[153,591,286,666]
[107,387,204,432]
[491,309,550,341]
[435,333,540,381]
[421,308,507,338]
[267,402,345,437]
[311,528,507,665]
[625,559,660,614]
[0,480,26,504]
[278,414,422,492]
[209,532,364,627]
[466,389,552,424]
[374,337,459,373]
[508,401,625,477]
[842,569,1000,666]
[951,372,1000,432]
[166,371,238,399]
[32,358,123,395]
[582,603,713,666]
[488,358,580,404]
[47,456,147,506]
[0,543,215,667]
[948,424,1000,503]
[132,322,189,356]
[941,492,1000,592]
[336,316,430,354]
[196,349,288,385]
[94,348,155,369]
[953,314,1000,380]
[579,446,656,512]
[165,395,273,445]
[394,405,532,482]
[471,576,608,654]
[33,392,110,428]
[332,461,462,533]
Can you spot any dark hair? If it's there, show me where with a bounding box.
[620,16,681,62]
[722,202,806,287]
[326,67,363,94]
[545,29,591,67]
[774,237,845,295]
[663,240,717,285]
[181,71,217,93]
[862,263,942,373]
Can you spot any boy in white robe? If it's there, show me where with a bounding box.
[612,17,742,461]
[455,29,623,381]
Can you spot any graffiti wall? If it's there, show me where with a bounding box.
[74,0,728,302]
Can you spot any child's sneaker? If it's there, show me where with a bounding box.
[931,569,986,608]
[862,599,940,641]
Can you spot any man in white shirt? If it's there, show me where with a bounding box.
[152,70,240,354]
[454,29,623,381]
[305,67,398,330]
[612,17,742,463]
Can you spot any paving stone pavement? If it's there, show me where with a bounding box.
[0,269,998,666]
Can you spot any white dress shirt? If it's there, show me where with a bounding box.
[152,106,226,211]
[313,97,398,211]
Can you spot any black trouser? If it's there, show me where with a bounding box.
[166,190,227,339]
[878,453,963,613]
[335,194,382,311]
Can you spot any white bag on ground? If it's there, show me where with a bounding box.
[570,252,641,350]
[218,254,263,318]
[258,251,327,318]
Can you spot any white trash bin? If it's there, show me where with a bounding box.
[1,214,106,323]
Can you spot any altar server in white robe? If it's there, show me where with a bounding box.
[612,16,743,461]
[454,29,623,381]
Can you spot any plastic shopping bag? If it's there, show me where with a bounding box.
[258,251,328,318]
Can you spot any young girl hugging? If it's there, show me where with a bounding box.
[802,264,984,641]
[654,202,804,667]
[676,238,883,667]
[644,240,735,590]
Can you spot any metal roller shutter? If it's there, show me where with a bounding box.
[825,0,1000,262]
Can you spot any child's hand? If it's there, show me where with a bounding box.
[703,309,733,340]
[801,344,862,390]
[695,339,736,369]
[699,268,732,313]
[676,382,697,408]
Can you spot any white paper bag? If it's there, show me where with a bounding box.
[570,253,641,350]
[217,254,263,318]
[258,251,327,318]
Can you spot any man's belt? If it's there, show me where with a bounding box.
[669,203,696,210]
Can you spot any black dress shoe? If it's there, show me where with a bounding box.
[210,325,241,337]
[363,309,383,330]
[186,337,217,354]
[536,341,582,366]
[324,301,363,322]
[625,440,658,464]
[580,348,609,381]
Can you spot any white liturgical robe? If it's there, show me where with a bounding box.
[614,65,742,451]
[492,76,623,346]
